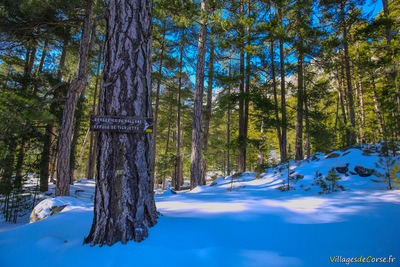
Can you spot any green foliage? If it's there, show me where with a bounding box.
[313,169,344,194]
[325,168,342,192]
[375,154,400,189]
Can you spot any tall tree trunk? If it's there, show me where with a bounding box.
[190,0,208,189]
[84,0,158,246]
[337,57,350,146]
[56,0,94,196]
[173,30,185,191]
[201,26,214,184]
[14,138,26,189]
[270,41,282,162]
[257,119,265,167]
[14,46,37,189]
[151,15,167,182]
[237,1,246,173]
[49,40,69,183]
[355,45,366,143]
[304,86,311,158]
[371,77,384,137]
[165,92,174,155]
[243,2,251,171]
[295,46,304,160]
[86,42,103,180]
[226,60,232,176]
[279,25,287,162]
[70,91,86,183]
[38,40,53,191]
[39,124,52,191]
[341,4,356,145]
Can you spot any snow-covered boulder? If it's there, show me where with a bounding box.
[30,197,85,223]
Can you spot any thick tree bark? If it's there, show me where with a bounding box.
[84,0,157,246]
[190,0,208,189]
[56,0,94,196]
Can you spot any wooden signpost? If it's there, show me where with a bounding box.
[90,115,153,133]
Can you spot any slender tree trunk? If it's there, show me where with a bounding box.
[201,26,214,184]
[226,60,232,176]
[279,27,287,162]
[173,30,185,191]
[87,42,103,180]
[371,77,384,137]
[49,40,69,183]
[39,125,53,191]
[38,40,52,191]
[295,47,304,160]
[84,0,158,246]
[304,86,311,158]
[151,16,167,182]
[56,0,94,196]
[270,41,282,162]
[238,1,246,173]
[14,46,36,189]
[337,57,350,146]
[33,40,48,94]
[14,139,26,189]
[70,91,86,183]
[257,119,265,166]
[190,0,208,189]
[165,92,174,155]
[341,4,356,145]
[243,4,251,171]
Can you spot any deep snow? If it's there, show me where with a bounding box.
[0,146,399,267]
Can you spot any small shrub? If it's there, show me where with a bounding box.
[325,168,341,192]
[314,170,344,194]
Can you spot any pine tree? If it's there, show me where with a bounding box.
[56,0,94,196]
[190,0,208,189]
[84,0,158,246]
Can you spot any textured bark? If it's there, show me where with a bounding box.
[84,0,157,246]
[190,0,208,189]
[56,0,94,196]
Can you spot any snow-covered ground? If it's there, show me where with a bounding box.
[0,146,399,267]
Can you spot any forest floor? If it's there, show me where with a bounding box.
[0,145,399,267]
